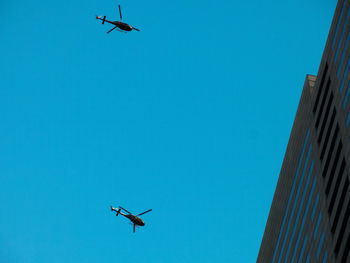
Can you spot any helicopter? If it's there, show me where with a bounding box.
[96,5,140,33]
[110,206,152,232]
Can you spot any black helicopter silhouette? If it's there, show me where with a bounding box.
[96,5,140,33]
[111,206,152,233]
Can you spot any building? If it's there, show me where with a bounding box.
[257,1,350,262]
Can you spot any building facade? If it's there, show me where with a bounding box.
[257,1,350,262]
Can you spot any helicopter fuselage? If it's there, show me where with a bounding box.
[124,214,145,226]
[105,19,133,31]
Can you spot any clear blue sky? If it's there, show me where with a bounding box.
[0,0,336,262]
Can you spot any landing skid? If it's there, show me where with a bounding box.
[116,28,127,33]
[106,27,127,34]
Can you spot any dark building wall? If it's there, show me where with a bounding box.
[257,0,350,262]
[257,76,334,263]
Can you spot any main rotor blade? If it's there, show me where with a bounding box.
[107,26,117,34]
[137,209,152,216]
[133,224,135,233]
[119,206,132,214]
[118,5,122,21]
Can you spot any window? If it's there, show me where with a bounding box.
[311,194,319,221]
[334,178,350,256]
[314,212,322,240]
[331,178,349,235]
[322,124,339,177]
[320,108,336,161]
[334,8,350,64]
[322,251,328,263]
[277,154,312,263]
[271,131,311,263]
[290,175,316,263]
[339,56,350,93]
[316,78,331,128]
[296,235,308,263]
[328,159,346,215]
[341,232,350,263]
[305,254,310,263]
[346,108,350,126]
[325,140,342,196]
[332,0,348,50]
[318,93,334,144]
[313,64,328,114]
[316,232,325,260]
[342,80,350,109]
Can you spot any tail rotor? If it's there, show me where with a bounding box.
[96,15,106,24]
[111,206,122,216]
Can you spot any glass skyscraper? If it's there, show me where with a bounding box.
[258,1,350,262]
